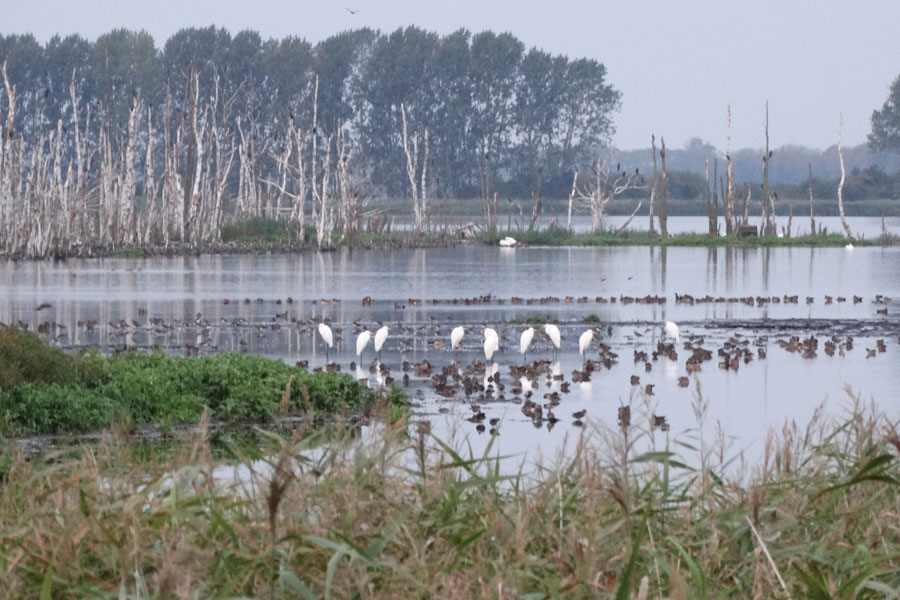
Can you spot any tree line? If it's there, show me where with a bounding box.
[0,26,620,198]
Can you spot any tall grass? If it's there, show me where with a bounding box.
[1,388,898,597]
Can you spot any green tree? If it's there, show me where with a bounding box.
[42,34,94,126]
[0,34,46,136]
[354,26,439,192]
[314,29,377,133]
[557,58,620,170]
[259,36,314,126]
[869,75,900,151]
[426,29,472,194]
[512,49,566,191]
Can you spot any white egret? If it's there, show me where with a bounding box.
[664,320,680,343]
[373,325,389,356]
[317,322,334,360]
[542,324,561,356]
[356,331,372,358]
[450,326,465,352]
[484,335,499,361]
[483,327,499,361]
[579,329,595,358]
[519,327,535,361]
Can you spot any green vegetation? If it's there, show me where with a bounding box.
[220,217,315,245]
[218,217,869,251]
[0,394,898,597]
[484,228,863,247]
[0,326,404,436]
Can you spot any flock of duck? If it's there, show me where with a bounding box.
[308,309,894,433]
[20,290,896,434]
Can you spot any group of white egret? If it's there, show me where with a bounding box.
[315,319,681,363]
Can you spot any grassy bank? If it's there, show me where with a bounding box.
[485,229,861,247]
[219,218,865,250]
[0,326,405,436]
[0,394,898,597]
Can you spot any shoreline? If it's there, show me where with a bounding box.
[0,228,889,262]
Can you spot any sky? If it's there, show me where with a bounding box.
[4,0,899,151]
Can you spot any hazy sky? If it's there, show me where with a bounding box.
[5,0,899,151]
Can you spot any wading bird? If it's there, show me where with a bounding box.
[665,321,680,343]
[542,323,561,357]
[317,322,334,360]
[520,326,535,361]
[483,327,499,361]
[450,326,465,353]
[579,329,595,358]
[374,325,389,357]
[356,330,372,359]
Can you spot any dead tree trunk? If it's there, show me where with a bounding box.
[658,137,668,238]
[528,165,543,231]
[724,105,736,235]
[807,162,816,235]
[711,159,719,234]
[837,113,853,239]
[479,152,495,231]
[578,157,645,232]
[760,101,776,236]
[120,93,141,245]
[183,66,199,245]
[649,134,658,234]
[566,169,577,231]
[401,104,429,235]
[741,182,750,226]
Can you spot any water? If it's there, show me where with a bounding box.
[392,214,900,238]
[2,235,898,465]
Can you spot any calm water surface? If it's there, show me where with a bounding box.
[2,242,898,464]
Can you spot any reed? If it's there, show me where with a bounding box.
[0,389,898,598]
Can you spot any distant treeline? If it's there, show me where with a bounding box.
[614,139,900,201]
[0,26,620,197]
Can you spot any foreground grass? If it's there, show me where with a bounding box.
[1,393,899,598]
[0,326,402,436]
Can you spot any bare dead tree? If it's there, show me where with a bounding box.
[528,165,543,231]
[616,167,647,234]
[760,101,776,236]
[183,66,200,244]
[140,105,158,246]
[837,113,853,239]
[401,103,429,235]
[566,169,577,231]
[711,158,719,234]
[658,137,668,237]
[120,93,141,245]
[576,156,645,232]
[807,162,816,235]
[724,105,736,235]
[208,76,238,242]
[705,159,715,235]
[478,152,496,231]
[784,202,793,238]
[741,182,750,227]
[648,134,657,233]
